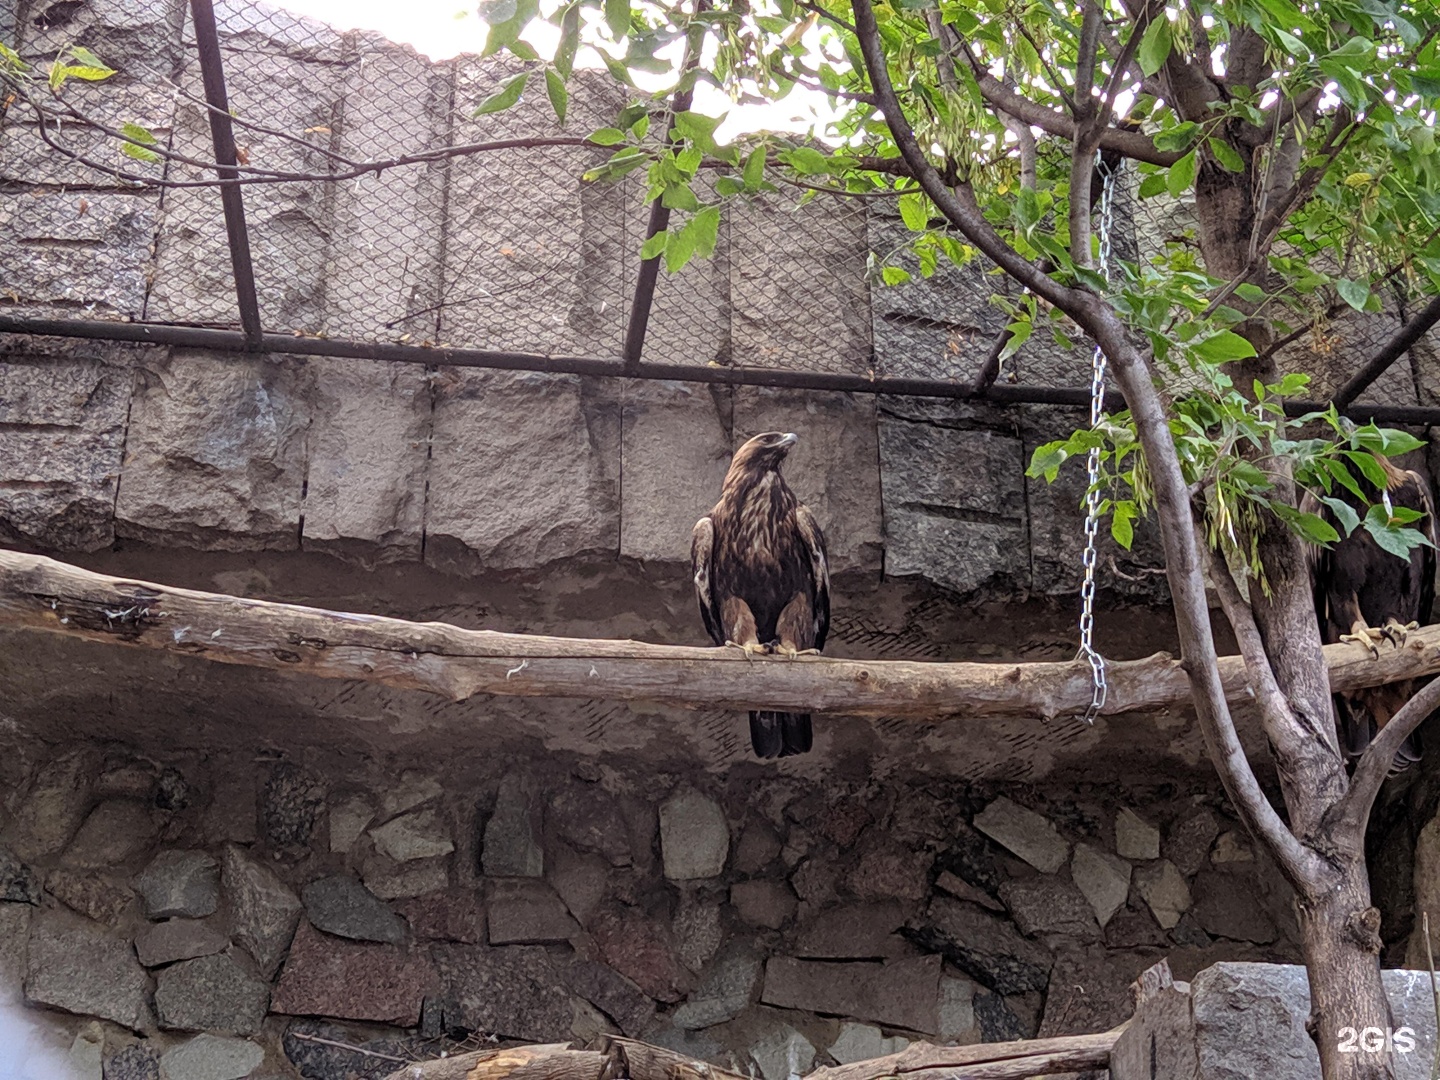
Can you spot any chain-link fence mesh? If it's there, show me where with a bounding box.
[0,0,1435,403]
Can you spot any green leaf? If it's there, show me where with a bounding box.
[1192,330,1258,363]
[1345,450,1388,489]
[742,146,766,190]
[589,127,628,146]
[554,2,580,78]
[68,46,113,75]
[1166,150,1197,197]
[685,205,721,259]
[641,229,668,260]
[1027,441,1070,482]
[1273,503,1341,545]
[1335,277,1371,311]
[544,69,568,125]
[661,183,700,211]
[1352,426,1426,456]
[1111,501,1136,550]
[1320,496,1361,537]
[881,265,912,286]
[664,224,698,273]
[1137,15,1172,77]
[898,192,928,231]
[1325,458,1365,499]
[1363,512,1430,560]
[1208,138,1245,173]
[605,0,631,38]
[715,176,745,197]
[1137,172,1168,199]
[473,72,528,116]
[787,146,829,175]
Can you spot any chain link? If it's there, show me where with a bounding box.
[1077,155,1120,725]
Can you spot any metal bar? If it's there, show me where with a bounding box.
[10,314,1440,424]
[190,0,264,349]
[1333,293,1440,407]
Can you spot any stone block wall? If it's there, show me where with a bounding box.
[0,737,1304,1079]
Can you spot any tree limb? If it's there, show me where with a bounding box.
[1335,676,1440,842]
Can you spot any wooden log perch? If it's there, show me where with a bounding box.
[381,1030,1123,1080]
[4,549,1440,720]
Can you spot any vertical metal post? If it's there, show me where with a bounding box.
[190,0,263,349]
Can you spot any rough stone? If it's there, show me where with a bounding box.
[790,857,839,905]
[0,847,40,905]
[134,919,229,967]
[973,992,1029,1042]
[221,845,303,977]
[104,1042,161,1080]
[70,1021,105,1080]
[671,946,764,1030]
[370,808,455,863]
[380,772,445,820]
[483,776,544,877]
[734,822,784,875]
[937,974,980,1042]
[792,902,909,959]
[302,876,407,944]
[201,771,257,847]
[907,896,1053,994]
[564,960,655,1036]
[1105,904,1169,949]
[260,763,326,848]
[548,845,610,927]
[731,880,797,930]
[1037,946,1159,1037]
[972,798,1069,874]
[849,847,932,902]
[24,910,151,1030]
[762,954,941,1034]
[134,850,220,919]
[1000,877,1101,942]
[1166,807,1221,877]
[590,905,692,1002]
[0,901,30,987]
[362,855,450,900]
[488,880,580,944]
[1191,871,1278,944]
[396,888,487,944]
[1212,831,1255,864]
[1115,808,1162,860]
[154,952,269,1036]
[64,800,160,869]
[271,919,435,1026]
[547,784,632,867]
[829,1023,910,1064]
[660,789,730,880]
[1134,860,1192,930]
[3,748,100,860]
[431,942,576,1041]
[748,1022,818,1080]
[674,889,725,973]
[328,795,374,855]
[157,1035,265,1080]
[1071,843,1132,928]
[934,871,1006,913]
[281,1019,432,1080]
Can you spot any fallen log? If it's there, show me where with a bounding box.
[3,549,1439,720]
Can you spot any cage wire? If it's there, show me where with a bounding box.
[0,0,1435,406]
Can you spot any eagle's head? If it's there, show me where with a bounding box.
[731,431,798,475]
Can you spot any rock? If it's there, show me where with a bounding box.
[671,946,764,1030]
[157,1034,264,1080]
[1166,808,1221,877]
[731,880,797,930]
[45,870,135,925]
[674,889,724,973]
[64,800,160,869]
[1105,904,1168,949]
[1000,877,1101,942]
[328,795,374,855]
[590,905,692,1002]
[1170,912,1212,948]
[1134,860,1192,929]
[937,974,980,1042]
[829,1023,909,1064]
[0,901,30,986]
[154,952,269,1036]
[271,919,435,1026]
[790,857,839,905]
[748,1020,817,1080]
[548,845,609,927]
[396,888,486,944]
[564,960,655,1036]
[25,910,151,1030]
[431,942,576,1041]
[848,848,932,902]
[489,880,580,944]
[302,876,407,944]
[818,800,873,850]
[70,1022,105,1080]
[134,851,220,919]
[973,992,1028,1042]
[546,785,632,867]
[972,798,1069,874]
[792,902,909,959]
[221,846,303,977]
[1038,946,1159,1037]
[282,1019,432,1080]
[3,748,98,861]
[483,776,544,877]
[1191,871,1277,944]
[1115,809,1161,860]
[0,846,40,904]
[201,771,257,847]
[762,954,941,1034]
[261,763,326,849]
[370,808,455,863]
[734,822,784,875]
[380,771,444,820]
[135,919,229,967]
[658,790,730,881]
[1212,831,1254,864]
[363,855,450,900]
[104,1042,160,1080]
[1071,843,1132,928]
[934,871,1006,913]
[907,896,1053,994]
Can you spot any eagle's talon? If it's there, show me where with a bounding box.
[1379,619,1417,648]
[1341,621,1386,659]
[725,640,770,659]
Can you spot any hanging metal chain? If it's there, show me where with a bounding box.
[1077,155,1120,725]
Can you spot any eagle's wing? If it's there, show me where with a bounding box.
[691,516,725,646]
[796,504,830,652]
[1405,468,1438,625]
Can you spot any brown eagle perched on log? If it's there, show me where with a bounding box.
[1306,453,1439,771]
[691,431,830,758]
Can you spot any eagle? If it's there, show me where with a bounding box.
[1306,453,1438,771]
[691,431,830,758]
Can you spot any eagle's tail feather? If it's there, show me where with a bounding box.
[1338,696,1424,774]
[749,712,812,758]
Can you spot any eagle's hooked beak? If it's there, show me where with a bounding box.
[778,432,798,448]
